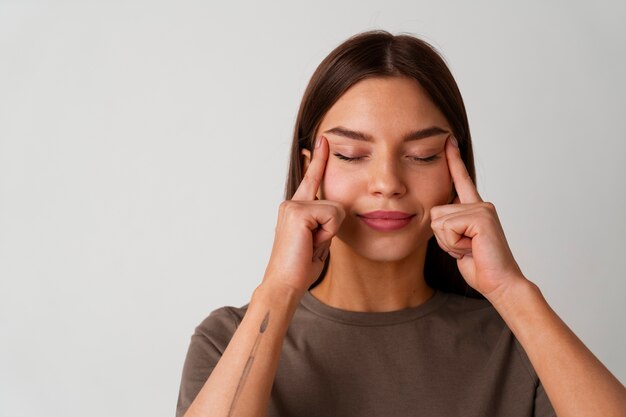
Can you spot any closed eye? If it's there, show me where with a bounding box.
[333,153,440,163]
[408,155,440,163]
[333,153,364,162]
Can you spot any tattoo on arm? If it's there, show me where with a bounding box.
[227,311,270,416]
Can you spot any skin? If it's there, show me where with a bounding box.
[299,77,626,416]
[301,75,453,312]
[182,75,625,417]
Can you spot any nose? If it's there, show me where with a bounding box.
[367,152,407,199]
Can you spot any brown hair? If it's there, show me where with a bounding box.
[284,29,485,300]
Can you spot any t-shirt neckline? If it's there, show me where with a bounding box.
[300,288,449,326]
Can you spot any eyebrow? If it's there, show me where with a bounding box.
[323,125,449,142]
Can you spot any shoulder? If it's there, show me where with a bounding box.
[435,292,505,339]
[179,303,251,380]
[441,291,539,381]
[439,291,500,321]
[193,302,250,348]
[177,303,251,417]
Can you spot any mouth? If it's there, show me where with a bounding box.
[357,214,416,232]
[359,210,414,220]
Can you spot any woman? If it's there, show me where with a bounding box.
[176,30,626,417]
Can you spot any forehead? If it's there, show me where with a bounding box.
[318,76,449,135]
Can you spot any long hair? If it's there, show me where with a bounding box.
[284,30,485,300]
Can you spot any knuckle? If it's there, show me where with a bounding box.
[322,200,345,217]
[279,200,299,215]
[332,203,347,221]
[278,200,290,212]
[332,202,344,214]
[483,201,496,212]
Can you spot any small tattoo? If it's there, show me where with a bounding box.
[227,311,270,416]
[260,311,269,333]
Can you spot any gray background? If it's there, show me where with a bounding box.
[1,1,624,416]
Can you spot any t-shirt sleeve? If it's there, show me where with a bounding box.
[512,336,557,417]
[175,307,240,417]
[534,381,557,417]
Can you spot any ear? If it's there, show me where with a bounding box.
[301,148,312,175]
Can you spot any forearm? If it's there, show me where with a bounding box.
[184,282,301,417]
[489,278,626,417]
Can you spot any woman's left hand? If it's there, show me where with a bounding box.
[430,135,527,302]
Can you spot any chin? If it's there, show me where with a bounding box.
[338,234,425,263]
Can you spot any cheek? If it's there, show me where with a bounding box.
[411,164,452,205]
[435,162,453,188]
[320,163,359,202]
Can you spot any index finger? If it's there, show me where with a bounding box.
[445,135,483,204]
[292,135,329,201]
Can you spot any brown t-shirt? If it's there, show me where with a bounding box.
[176,289,556,417]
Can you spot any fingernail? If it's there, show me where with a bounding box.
[450,135,458,148]
[315,136,322,148]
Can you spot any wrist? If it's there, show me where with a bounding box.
[252,281,303,314]
[486,275,540,311]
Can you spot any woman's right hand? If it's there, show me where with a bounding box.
[261,135,346,296]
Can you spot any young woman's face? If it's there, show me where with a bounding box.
[302,76,454,262]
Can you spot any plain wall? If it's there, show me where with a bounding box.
[1,1,624,416]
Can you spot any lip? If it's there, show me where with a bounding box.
[359,210,414,219]
[357,211,416,232]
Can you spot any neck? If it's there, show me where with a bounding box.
[310,239,434,312]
